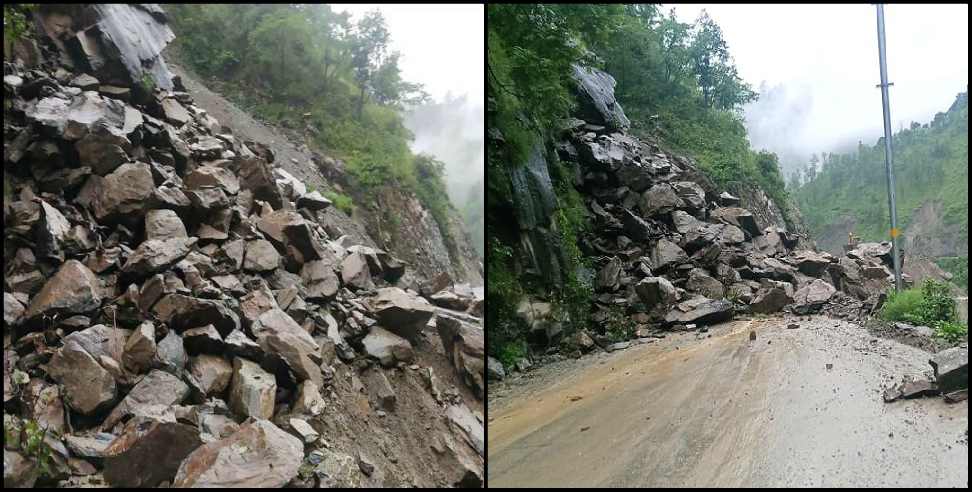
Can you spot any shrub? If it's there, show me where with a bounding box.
[880,288,925,323]
[880,279,966,343]
[933,320,968,344]
[323,190,354,215]
[497,339,529,369]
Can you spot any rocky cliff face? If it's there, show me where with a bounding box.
[488,64,901,376]
[3,5,483,488]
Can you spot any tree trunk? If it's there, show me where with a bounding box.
[357,85,366,120]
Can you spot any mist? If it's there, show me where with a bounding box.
[665,4,969,178]
[404,95,485,256]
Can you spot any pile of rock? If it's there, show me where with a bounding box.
[883,346,968,403]
[535,64,904,347]
[4,5,483,488]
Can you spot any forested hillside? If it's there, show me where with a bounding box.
[165,4,467,255]
[791,91,968,289]
[487,5,797,361]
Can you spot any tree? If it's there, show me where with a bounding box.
[349,9,392,119]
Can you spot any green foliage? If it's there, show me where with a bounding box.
[486,237,527,358]
[497,339,529,369]
[323,190,354,215]
[936,256,968,293]
[3,4,35,45]
[881,279,966,343]
[933,320,967,344]
[604,305,637,343]
[793,91,968,247]
[5,418,55,479]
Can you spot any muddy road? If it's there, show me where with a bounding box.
[488,316,968,487]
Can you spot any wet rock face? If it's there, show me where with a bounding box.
[570,64,630,131]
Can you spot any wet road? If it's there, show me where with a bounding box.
[488,316,968,487]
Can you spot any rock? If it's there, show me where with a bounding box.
[185,165,239,195]
[144,209,188,240]
[671,210,702,234]
[640,184,684,216]
[122,321,157,373]
[47,340,117,415]
[63,433,116,459]
[341,250,374,290]
[357,452,376,477]
[23,260,102,322]
[635,276,678,309]
[289,417,319,443]
[649,239,688,272]
[620,209,651,241]
[718,191,740,206]
[244,239,281,272]
[446,403,485,457]
[791,250,834,276]
[362,326,415,367]
[686,268,725,299]
[4,450,38,488]
[301,259,341,300]
[420,271,453,297]
[183,324,224,354]
[368,287,436,338]
[4,292,26,327]
[224,329,264,361]
[847,242,894,269]
[312,449,360,488]
[436,315,486,399]
[750,285,793,314]
[296,190,331,211]
[792,279,836,312]
[943,389,968,403]
[292,380,325,417]
[672,181,706,211]
[35,200,71,261]
[103,419,202,488]
[102,370,189,430]
[597,257,622,291]
[711,207,760,237]
[70,73,100,90]
[251,308,322,387]
[122,237,195,277]
[366,369,397,410]
[228,357,276,420]
[607,341,632,352]
[665,297,734,326]
[154,328,188,376]
[787,323,800,329]
[76,125,133,175]
[570,64,629,131]
[152,294,240,335]
[188,354,233,398]
[487,356,506,381]
[901,378,939,399]
[90,162,155,221]
[161,97,190,126]
[929,347,968,393]
[173,419,303,488]
[187,187,229,212]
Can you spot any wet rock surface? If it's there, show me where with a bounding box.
[3,7,484,486]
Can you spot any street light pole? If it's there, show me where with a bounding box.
[875,4,903,292]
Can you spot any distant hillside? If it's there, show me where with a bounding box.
[792,91,968,258]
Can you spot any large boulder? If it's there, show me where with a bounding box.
[144,209,188,240]
[251,308,322,387]
[640,184,684,217]
[929,347,968,393]
[23,260,102,322]
[596,257,622,292]
[46,340,117,415]
[367,287,436,339]
[173,419,303,488]
[649,239,688,272]
[711,207,761,238]
[750,283,794,314]
[686,268,725,299]
[102,370,189,430]
[437,315,486,400]
[665,297,733,326]
[243,239,281,272]
[121,237,195,277]
[87,161,155,221]
[635,276,678,309]
[228,357,276,420]
[103,418,203,488]
[152,294,240,335]
[570,64,629,131]
[792,279,836,313]
[361,326,415,367]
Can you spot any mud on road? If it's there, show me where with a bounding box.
[488,316,968,487]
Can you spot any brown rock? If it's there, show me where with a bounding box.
[103,418,203,488]
[24,260,102,322]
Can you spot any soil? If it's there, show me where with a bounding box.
[488,315,968,487]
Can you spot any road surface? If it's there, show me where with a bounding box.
[488,316,968,487]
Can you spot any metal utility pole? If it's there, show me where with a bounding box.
[875,4,903,292]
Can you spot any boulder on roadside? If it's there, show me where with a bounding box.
[929,347,968,393]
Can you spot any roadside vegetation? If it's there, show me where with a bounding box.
[880,279,968,343]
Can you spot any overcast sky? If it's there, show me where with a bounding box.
[331,4,484,104]
[663,4,969,171]
[331,4,485,208]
